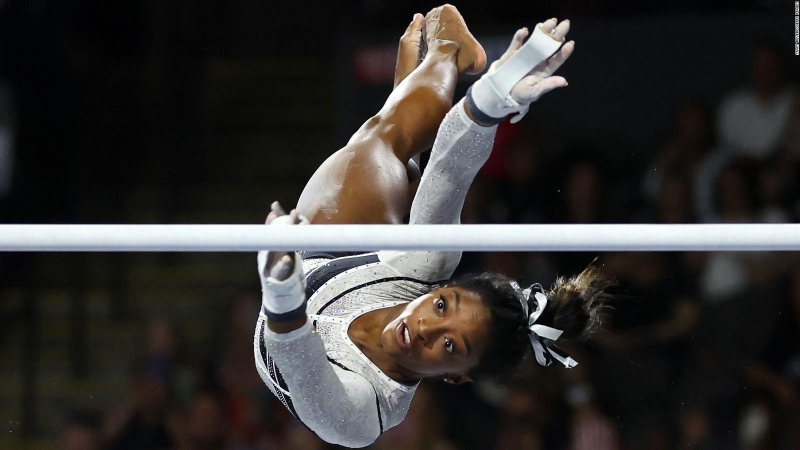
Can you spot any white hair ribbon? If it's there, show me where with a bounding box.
[519,283,578,369]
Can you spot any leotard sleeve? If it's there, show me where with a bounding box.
[256,316,383,448]
[379,99,498,281]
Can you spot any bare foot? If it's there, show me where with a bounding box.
[424,4,487,75]
[394,13,425,88]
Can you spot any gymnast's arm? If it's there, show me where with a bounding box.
[257,316,383,447]
[382,23,574,281]
[256,211,382,447]
[378,99,497,281]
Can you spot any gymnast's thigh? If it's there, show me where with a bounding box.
[296,141,410,225]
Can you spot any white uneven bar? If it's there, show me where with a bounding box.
[0,224,799,252]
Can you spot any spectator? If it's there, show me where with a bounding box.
[551,157,607,275]
[716,39,796,160]
[738,393,781,450]
[637,170,696,224]
[756,154,796,223]
[493,385,547,450]
[144,318,196,412]
[560,159,604,225]
[174,390,231,450]
[738,259,800,448]
[783,95,800,165]
[640,101,729,222]
[103,356,179,450]
[565,382,620,450]
[594,251,698,448]
[700,159,788,306]
[675,404,723,450]
[103,319,200,449]
[483,371,574,450]
[219,294,280,449]
[481,123,550,225]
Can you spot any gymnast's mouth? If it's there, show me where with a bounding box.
[396,320,412,352]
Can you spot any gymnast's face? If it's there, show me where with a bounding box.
[382,286,490,383]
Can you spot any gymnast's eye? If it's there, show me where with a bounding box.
[444,338,454,354]
[436,296,446,313]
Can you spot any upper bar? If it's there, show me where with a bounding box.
[0,224,799,252]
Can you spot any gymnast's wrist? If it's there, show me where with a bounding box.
[266,315,309,335]
[463,91,502,127]
[261,277,307,321]
[263,301,307,322]
[258,250,307,321]
[465,85,509,125]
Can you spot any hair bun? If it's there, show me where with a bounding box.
[537,264,613,340]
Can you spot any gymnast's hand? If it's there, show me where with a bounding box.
[468,18,574,124]
[500,18,574,105]
[265,201,308,281]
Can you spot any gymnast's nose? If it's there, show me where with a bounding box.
[417,317,442,346]
[417,317,428,344]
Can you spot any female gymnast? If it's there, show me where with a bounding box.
[254,5,611,448]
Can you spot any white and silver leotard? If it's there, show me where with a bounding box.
[253,100,497,448]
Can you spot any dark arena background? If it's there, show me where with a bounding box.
[1,0,798,449]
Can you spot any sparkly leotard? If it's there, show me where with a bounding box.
[254,100,497,448]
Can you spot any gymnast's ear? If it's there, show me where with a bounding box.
[443,374,473,385]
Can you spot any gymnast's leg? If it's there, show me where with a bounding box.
[296,5,486,225]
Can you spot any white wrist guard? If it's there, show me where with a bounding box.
[256,212,310,322]
[257,250,307,321]
[467,24,563,124]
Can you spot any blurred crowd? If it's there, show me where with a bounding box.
[55,39,800,450]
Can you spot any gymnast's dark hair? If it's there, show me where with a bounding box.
[449,264,613,380]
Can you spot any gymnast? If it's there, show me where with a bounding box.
[254,5,611,447]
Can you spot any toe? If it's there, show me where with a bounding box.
[406,13,423,33]
[401,13,424,46]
